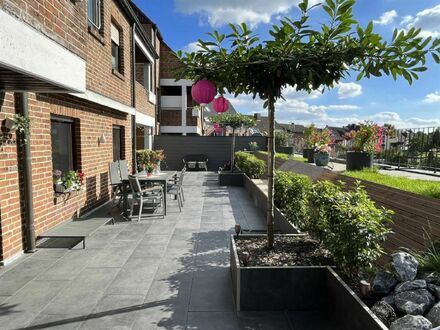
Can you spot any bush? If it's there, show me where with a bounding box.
[235,151,265,179]
[308,180,393,276]
[274,171,312,229]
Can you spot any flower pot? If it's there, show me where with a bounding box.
[346,151,373,171]
[54,182,66,193]
[147,172,153,177]
[303,148,315,163]
[315,152,329,167]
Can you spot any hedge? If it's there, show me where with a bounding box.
[235,151,266,179]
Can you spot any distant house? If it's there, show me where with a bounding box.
[325,126,347,144]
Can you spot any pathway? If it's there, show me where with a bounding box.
[0,172,297,329]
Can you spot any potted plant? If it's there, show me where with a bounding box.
[303,124,318,163]
[248,141,259,151]
[145,163,154,176]
[345,122,383,171]
[53,169,65,193]
[155,150,165,173]
[314,129,333,167]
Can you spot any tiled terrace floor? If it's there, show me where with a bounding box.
[0,172,300,330]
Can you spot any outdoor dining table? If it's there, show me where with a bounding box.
[122,170,177,218]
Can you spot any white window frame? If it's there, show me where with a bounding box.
[87,0,101,29]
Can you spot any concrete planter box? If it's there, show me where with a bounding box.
[303,148,315,163]
[218,171,244,186]
[276,146,294,154]
[230,235,387,330]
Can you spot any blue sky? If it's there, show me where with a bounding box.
[134,0,440,128]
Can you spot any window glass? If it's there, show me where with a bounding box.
[113,126,122,161]
[111,23,121,72]
[51,119,74,174]
[87,0,101,28]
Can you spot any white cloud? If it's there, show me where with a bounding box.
[372,112,401,122]
[423,91,440,104]
[175,0,320,27]
[401,5,440,38]
[337,82,363,99]
[311,105,360,111]
[183,42,201,53]
[374,10,398,25]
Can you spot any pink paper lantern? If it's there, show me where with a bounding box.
[213,123,222,134]
[191,80,217,105]
[213,96,229,113]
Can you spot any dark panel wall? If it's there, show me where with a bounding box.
[154,136,267,171]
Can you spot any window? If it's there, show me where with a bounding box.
[87,0,101,29]
[111,23,122,73]
[113,126,123,161]
[143,62,153,92]
[51,117,75,174]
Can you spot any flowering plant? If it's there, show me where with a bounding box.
[53,170,85,192]
[346,121,384,153]
[314,129,334,154]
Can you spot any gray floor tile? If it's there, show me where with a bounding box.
[187,311,239,330]
[132,304,188,330]
[189,269,235,312]
[238,311,293,330]
[80,294,144,329]
[26,313,86,330]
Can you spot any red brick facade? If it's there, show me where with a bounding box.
[0,0,158,263]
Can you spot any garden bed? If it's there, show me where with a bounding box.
[230,234,387,329]
[218,171,244,186]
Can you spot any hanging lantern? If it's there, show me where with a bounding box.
[213,123,222,134]
[213,96,229,113]
[191,80,216,105]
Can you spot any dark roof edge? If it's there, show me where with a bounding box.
[118,0,158,59]
[128,0,164,42]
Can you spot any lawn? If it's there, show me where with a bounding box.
[343,169,440,199]
[258,151,307,162]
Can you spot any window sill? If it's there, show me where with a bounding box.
[88,25,105,45]
[112,69,125,81]
[54,189,85,205]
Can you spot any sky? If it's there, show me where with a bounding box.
[133,0,440,128]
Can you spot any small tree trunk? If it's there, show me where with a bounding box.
[231,128,236,172]
[267,97,275,249]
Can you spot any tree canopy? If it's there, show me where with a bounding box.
[175,0,440,103]
[211,113,256,130]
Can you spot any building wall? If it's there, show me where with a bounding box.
[160,43,183,79]
[161,110,182,126]
[85,0,133,107]
[0,92,132,262]
[0,0,87,59]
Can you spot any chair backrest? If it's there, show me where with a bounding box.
[109,162,121,185]
[128,175,142,196]
[178,169,185,188]
[119,160,129,181]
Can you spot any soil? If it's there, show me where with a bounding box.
[234,235,334,267]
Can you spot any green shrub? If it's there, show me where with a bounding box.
[235,151,266,179]
[274,171,312,229]
[308,181,393,276]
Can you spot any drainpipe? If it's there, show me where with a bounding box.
[132,23,137,170]
[17,92,36,253]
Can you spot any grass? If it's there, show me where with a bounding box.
[258,151,307,162]
[343,169,440,199]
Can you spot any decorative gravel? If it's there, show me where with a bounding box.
[235,235,333,267]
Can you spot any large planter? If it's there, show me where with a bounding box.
[303,148,315,163]
[315,152,330,167]
[346,151,373,171]
[230,235,387,330]
[218,171,244,186]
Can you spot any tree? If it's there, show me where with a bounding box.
[211,113,256,171]
[175,0,440,248]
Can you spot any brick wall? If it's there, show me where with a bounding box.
[160,43,183,79]
[0,92,132,262]
[85,0,133,107]
[161,110,182,126]
[135,81,155,118]
[0,0,87,59]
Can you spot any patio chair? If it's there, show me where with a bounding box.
[168,167,186,202]
[118,159,129,181]
[128,175,164,221]
[167,169,185,211]
[109,161,123,206]
[182,154,208,171]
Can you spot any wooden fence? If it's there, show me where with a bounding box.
[254,152,440,254]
